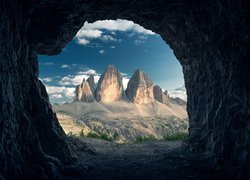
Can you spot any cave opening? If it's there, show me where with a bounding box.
[1,1,249,179]
[38,19,189,144]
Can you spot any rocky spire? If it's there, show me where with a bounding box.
[95,65,124,102]
[125,69,154,104]
[75,78,95,102]
[87,74,95,95]
[153,85,169,105]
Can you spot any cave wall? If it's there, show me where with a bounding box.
[0,1,74,178]
[31,0,250,159]
[0,0,249,178]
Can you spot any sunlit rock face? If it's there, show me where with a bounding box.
[153,85,170,105]
[126,70,154,104]
[95,65,124,103]
[75,79,95,102]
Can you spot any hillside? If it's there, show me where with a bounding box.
[53,101,188,143]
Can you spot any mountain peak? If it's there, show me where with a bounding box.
[125,70,154,104]
[95,65,124,103]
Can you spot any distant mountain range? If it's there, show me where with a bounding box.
[53,65,188,143]
[75,64,186,106]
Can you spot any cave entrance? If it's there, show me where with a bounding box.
[38,19,188,144]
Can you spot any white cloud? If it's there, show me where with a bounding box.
[78,69,97,75]
[51,94,63,99]
[45,86,75,98]
[76,38,90,45]
[41,77,53,83]
[76,29,103,39]
[75,19,155,46]
[59,74,101,86]
[168,85,187,101]
[122,77,130,90]
[99,50,105,54]
[83,19,155,35]
[110,46,116,49]
[61,64,71,69]
[101,35,117,42]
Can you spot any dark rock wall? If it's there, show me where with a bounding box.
[0,1,74,178]
[30,0,249,160]
[0,0,249,178]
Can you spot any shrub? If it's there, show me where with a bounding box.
[113,132,120,141]
[86,131,100,138]
[100,133,113,141]
[164,132,187,141]
[79,130,85,137]
[134,135,157,143]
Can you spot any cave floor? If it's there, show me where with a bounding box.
[67,137,248,179]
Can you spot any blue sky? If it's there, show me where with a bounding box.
[38,19,186,103]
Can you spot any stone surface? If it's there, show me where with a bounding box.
[126,70,154,104]
[75,79,95,102]
[153,85,170,105]
[170,97,187,106]
[87,75,95,95]
[95,65,124,103]
[0,0,249,178]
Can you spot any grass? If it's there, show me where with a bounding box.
[82,131,114,142]
[163,132,188,141]
[133,132,188,144]
[78,129,187,143]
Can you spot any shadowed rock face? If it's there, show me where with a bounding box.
[153,85,170,105]
[95,65,124,103]
[87,75,95,95]
[75,79,95,102]
[170,97,187,106]
[0,0,249,178]
[126,70,154,104]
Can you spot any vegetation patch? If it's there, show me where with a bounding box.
[163,132,188,141]
[133,135,157,144]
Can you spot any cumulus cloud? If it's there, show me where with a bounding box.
[75,19,155,46]
[45,86,75,98]
[122,78,130,90]
[168,85,187,101]
[76,38,90,45]
[51,94,63,99]
[40,77,53,83]
[83,20,155,35]
[78,69,97,75]
[59,74,101,86]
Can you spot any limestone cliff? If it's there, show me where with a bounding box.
[75,79,95,102]
[125,70,154,104]
[153,85,170,105]
[87,75,95,95]
[95,65,124,103]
